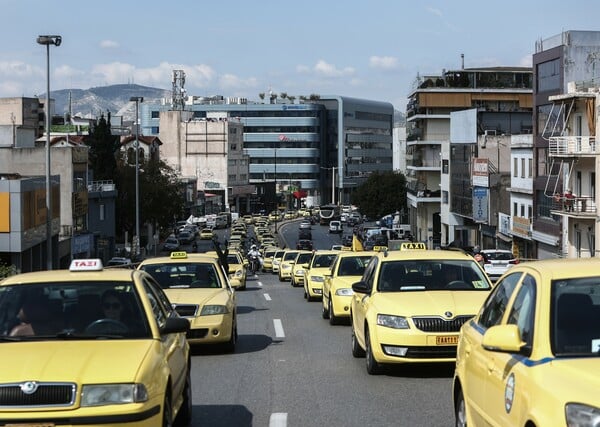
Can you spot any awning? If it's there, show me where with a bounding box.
[496,233,513,243]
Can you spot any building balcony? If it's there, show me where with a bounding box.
[549,136,597,156]
[550,194,597,217]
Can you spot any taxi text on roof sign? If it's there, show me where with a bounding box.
[170,251,189,259]
[69,259,104,271]
[400,242,426,250]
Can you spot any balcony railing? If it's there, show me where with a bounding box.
[551,194,597,215]
[548,136,597,156]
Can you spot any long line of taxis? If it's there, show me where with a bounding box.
[303,250,338,301]
[0,258,191,425]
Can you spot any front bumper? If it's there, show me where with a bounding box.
[187,313,234,344]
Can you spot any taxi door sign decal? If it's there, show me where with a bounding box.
[505,372,515,413]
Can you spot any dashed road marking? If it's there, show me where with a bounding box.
[273,319,285,339]
[269,413,287,427]
[257,281,263,287]
[264,293,272,301]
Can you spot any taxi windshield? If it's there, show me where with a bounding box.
[0,282,151,339]
[140,263,222,289]
[377,260,491,292]
[551,277,600,356]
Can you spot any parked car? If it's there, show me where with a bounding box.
[299,220,312,230]
[106,257,132,267]
[178,230,195,245]
[296,239,313,250]
[162,237,180,252]
[480,249,519,281]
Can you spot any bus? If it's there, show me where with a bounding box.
[319,204,341,225]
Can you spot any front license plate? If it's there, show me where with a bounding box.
[436,335,459,345]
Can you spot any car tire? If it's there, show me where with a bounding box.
[162,392,173,427]
[223,316,237,353]
[321,299,329,319]
[305,287,312,302]
[351,322,365,358]
[365,327,383,375]
[328,297,338,325]
[174,367,192,426]
[455,387,467,427]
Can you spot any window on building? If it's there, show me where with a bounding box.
[442,159,449,174]
[528,205,532,219]
[230,144,237,151]
[99,204,105,221]
[151,126,159,134]
[442,190,448,204]
[228,174,236,181]
[521,158,525,178]
[575,229,582,258]
[528,158,533,178]
[151,111,160,119]
[521,205,525,217]
[513,202,518,216]
[591,172,596,201]
[513,157,518,177]
[537,59,560,92]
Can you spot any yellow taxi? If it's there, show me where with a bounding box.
[350,243,493,374]
[138,251,237,351]
[0,258,191,425]
[226,251,247,290]
[303,250,338,301]
[199,228,214,240]
[453,258,600,427]
[272,250,285,274]
[322,251,375,324]
[278,250,301,281]
[262,247,277,272]
[290,251,314,288]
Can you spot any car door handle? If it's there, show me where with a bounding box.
[463,342,471,357]
[486,360,495,374]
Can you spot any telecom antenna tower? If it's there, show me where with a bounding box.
[172,70,186,111]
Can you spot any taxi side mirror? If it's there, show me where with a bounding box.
[482,324,525,353]
[352,280,371,294]
[161,317,191,335]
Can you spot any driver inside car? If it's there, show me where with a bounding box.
[101,290,126,322]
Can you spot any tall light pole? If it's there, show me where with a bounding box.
[37,34,61,270]
[130,96,144,258]
[274,147,278,233]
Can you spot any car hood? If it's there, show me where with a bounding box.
[372,291,488,317]
[165,288,228,305]
[332,276,362,288]
[1,340,154,383]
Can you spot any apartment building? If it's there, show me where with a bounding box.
[406,67,533,248]
[532,30,600,258]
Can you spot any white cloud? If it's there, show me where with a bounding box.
[369,56,399,70]
[55,64,85,80]
[426,6,442,17]
[219,73,258,90]
[91,62,136,85]
[313,60,354,77]
[519,54,532,67]
[99,40,119,49]
[0,60,42,78]
[296,65,310,74]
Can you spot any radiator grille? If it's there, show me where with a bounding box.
[0,382,76,407]
[412,315,472,333]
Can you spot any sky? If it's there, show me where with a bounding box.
[1,0,600,111]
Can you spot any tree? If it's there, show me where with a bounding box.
[87,113,119,180]
[351,171,407,219]
[114,156,185,245]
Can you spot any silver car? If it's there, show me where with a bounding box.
[480,249,519,281]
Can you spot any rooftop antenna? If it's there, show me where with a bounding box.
[172,69,186,111]
[461,53,464,70]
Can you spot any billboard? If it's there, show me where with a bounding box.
[472,158,489,188]
[472,186,489,223]
[450,108,477,144]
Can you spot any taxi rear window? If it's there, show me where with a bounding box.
[377,260,490,292]
[140,263,221,289]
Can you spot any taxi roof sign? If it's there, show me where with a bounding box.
[69,259,103,271]
[373,246,388,252]
[400,242,426,250]
[170,251,189,259]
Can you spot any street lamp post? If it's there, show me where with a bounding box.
[37,34,61,270]
[274,148,278,233]
[130,96,144,258]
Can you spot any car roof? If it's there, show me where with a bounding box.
[508,258,600,280]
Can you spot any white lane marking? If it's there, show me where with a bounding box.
[273,319,285,339]
[257,281,263,287]
[264,293,272,301]
[269,412,288,427]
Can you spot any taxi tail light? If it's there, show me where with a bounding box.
[509,259,519,265]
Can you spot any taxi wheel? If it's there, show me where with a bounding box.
[321,299,329,319]
[351,323,365,358]
[454,388,467,427]
[365,327,383,375]
[174,367,192,426]
[162,391,173,427]
[223,317,237,353]
[328,297,339,325]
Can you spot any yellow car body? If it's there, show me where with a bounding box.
[138,252,237,350]
[453,258,600,427]
[303,250,338,301]
[322,251,375,324]
[199,228,214,240]
[278,250,301,281]
[225,251,247,290]
[262,248,277,272]
[291,251,314,287]
[0,259,191,425]
[350,247,492,374]
[272,250,285,273]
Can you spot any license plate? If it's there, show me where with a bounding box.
[436,335,459,345]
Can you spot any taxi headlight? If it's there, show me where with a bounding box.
[377,314,410,329]
[565,403,600,427]
[282,265,292,270]
[234,268,244,278]
[81,384,148,406]
[335,288,354,296]
[200,305,229,315]
[295,269,305,276]
[310,276,324,282]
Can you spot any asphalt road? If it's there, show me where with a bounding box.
[182,221,457,427]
